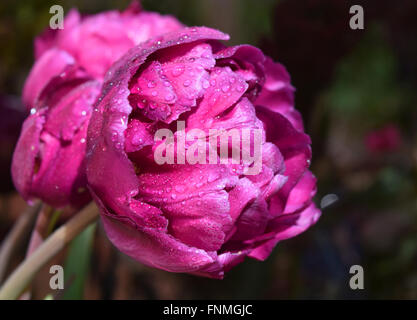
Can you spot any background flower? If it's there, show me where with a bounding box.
[23,1,184,110]
[11,2,184,208]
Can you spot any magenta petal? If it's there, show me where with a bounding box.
[11,112,45,203]
[210,97,264,136]
[193,251,248,279]
[188,66,248,127]
[23,49,75,110]
[284,170,317,214]
[214,45,266,84]
[231,196,269,241]
[257,106,312,213]
[136,163,238,251]
[255,57,304,131]
[34,9,81,59]
[101,212,217,273]
[269,202,321,241]
[248,203,321,261]
[227,178,259,224]
[30,125,90,208]
[91,184,217,274]
[124,119,154,153]
[247,238,280,261]
[44,81,100,141]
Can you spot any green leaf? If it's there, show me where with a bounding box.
[62,223,96,300]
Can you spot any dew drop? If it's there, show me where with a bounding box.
[221,84,230,93]
[208,174,218,183]
[202,80,210,89]
[172,66,184,77]
[174,185,185,192]
[165,93,174,101]
[236,85,245,92]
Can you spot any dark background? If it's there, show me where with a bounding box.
[1,0,417,299]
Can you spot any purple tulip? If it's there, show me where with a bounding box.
[12,70,100,208]
[86,27,321,278]
[12,2,184,208]
[23,1,184,111]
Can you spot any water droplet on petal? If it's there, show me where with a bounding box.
[221,84,230,92]
[174,185,185,192]
[208,174,218,183]
[236,85,245,92]
[165,93,174,101]
[172,66,184,77]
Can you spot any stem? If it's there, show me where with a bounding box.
[20,205,61,300]
[0,201,41,283]
[0,202,99,300]
[25,204,55,257]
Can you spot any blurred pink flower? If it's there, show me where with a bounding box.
[86,27,320,278]
[12,2,184,208]
[365,124,402,154]
[12,69,100,208]
[23,1,184,110]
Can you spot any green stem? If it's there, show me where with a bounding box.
[0,202,99,300]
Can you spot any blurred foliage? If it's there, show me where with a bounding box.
[62,223,96,299]
[1,0,417,299]
[325,25,409,126]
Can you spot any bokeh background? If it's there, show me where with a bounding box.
[1,0,417,299]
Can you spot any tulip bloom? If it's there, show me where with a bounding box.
[87,27,320,278]
[12,3,183,208]
[23,2,184,111]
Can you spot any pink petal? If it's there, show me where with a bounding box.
[136,162,238,251]
[255,57,304,131]
[23,49,75,110]
[11,112,45,203]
